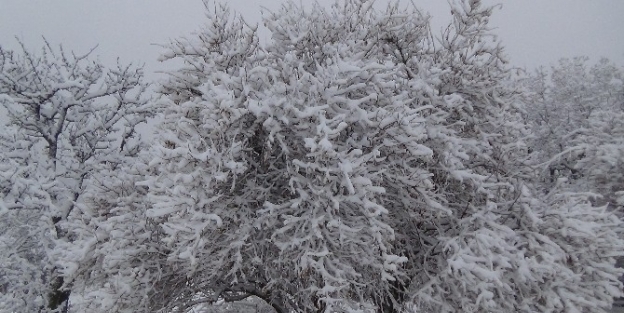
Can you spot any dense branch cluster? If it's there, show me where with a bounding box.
[0,41,153,312]
[1,1,623,313]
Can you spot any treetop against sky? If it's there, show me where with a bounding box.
[0,0,622,79]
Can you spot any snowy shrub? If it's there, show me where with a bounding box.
[10,1,623,313]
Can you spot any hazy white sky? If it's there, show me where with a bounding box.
[1,0,623,79]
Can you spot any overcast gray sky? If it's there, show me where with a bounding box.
[1,0,623,79]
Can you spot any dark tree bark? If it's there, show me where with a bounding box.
[48,275,70,313]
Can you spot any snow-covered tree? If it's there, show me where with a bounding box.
[61,1,624,313]
[522,57,624,295]
[524,57,624,210]
[0,42,151,312]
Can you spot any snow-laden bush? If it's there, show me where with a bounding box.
[57,1,624,312]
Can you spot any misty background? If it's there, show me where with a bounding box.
[1,0,623,80]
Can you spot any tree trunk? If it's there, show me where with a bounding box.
[48,275,70,312]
